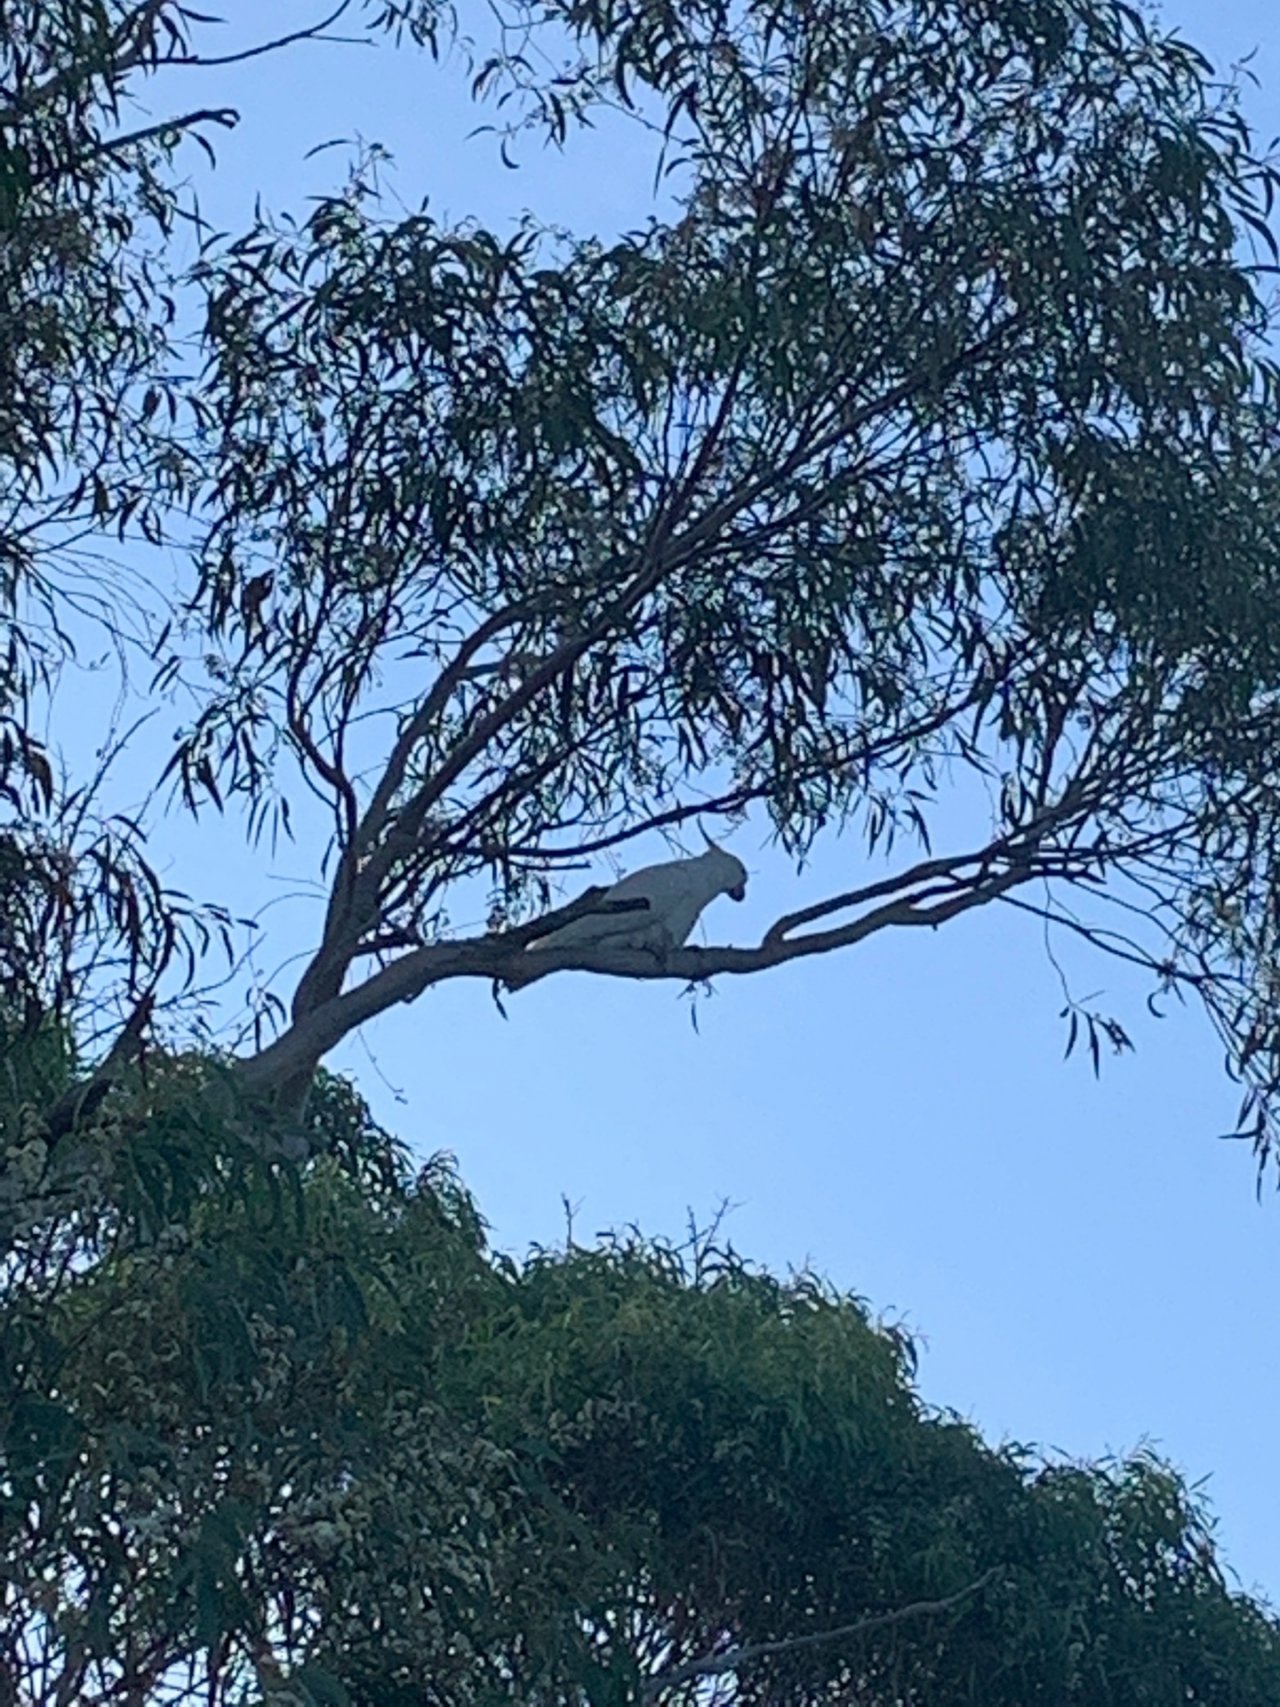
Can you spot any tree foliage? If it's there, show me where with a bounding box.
[3,0,1280,1158]
[3,1058,1279,1705]
[0,0,445,1096]
[107,0,1280,1158]
[3,0,1280,1689]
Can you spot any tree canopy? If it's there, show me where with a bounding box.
[4,1049,1279,1704]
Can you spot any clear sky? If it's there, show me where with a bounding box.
[98,0,1280,1604]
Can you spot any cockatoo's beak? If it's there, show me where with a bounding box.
[728,883,746,902]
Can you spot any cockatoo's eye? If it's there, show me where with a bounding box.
[728,883,746,901]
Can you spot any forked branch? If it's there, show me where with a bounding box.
[231,841,1065,1099]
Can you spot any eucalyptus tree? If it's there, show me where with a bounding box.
[137,0,1280,1169]
[8,6,1280,1168]
[7,6,1280,1697]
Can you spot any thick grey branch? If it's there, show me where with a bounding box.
[234,887,639,1093]
[233,857,1050,1097]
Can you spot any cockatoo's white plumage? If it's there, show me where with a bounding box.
[508,833,747,986]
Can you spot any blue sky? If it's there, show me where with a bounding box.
[101,0,1280,1602]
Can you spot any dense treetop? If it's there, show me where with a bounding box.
[3,1037,1279,1703]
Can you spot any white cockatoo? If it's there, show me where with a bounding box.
[507,830,747,986]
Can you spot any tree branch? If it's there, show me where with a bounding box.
[286,598,559,1024]
[763,786,1093,946]
[42,990,155,1144]
[67,108,238,173]
[641,1570,997,1698]
[324,328,772,909]
[233,886,644,1093]
[497,673,1001,866]
[164,2,360,69]
[0,1,168,126]
[284,306,1026,1044]
[232,849,1058,1097]
[357,601,557,859]
[763,850,999,945]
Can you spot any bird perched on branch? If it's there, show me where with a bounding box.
[506,830,747,989]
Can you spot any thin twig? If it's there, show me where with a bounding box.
[642,1570,997,1698]
[164,2,360,68]
[66,108,237,172]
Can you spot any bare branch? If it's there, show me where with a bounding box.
[42,990,155,1144]
[642,1571,996,1698]
[763,850,999,945]
[1000,891,1205,988]
[164,2,361,69]
[68,108,238,172]
[764,784,1093,945]
[232,846,1059,1099]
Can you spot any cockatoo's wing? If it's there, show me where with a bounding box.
[507,847,744,987]
[526,865,663,953]
[528,909,652,952]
